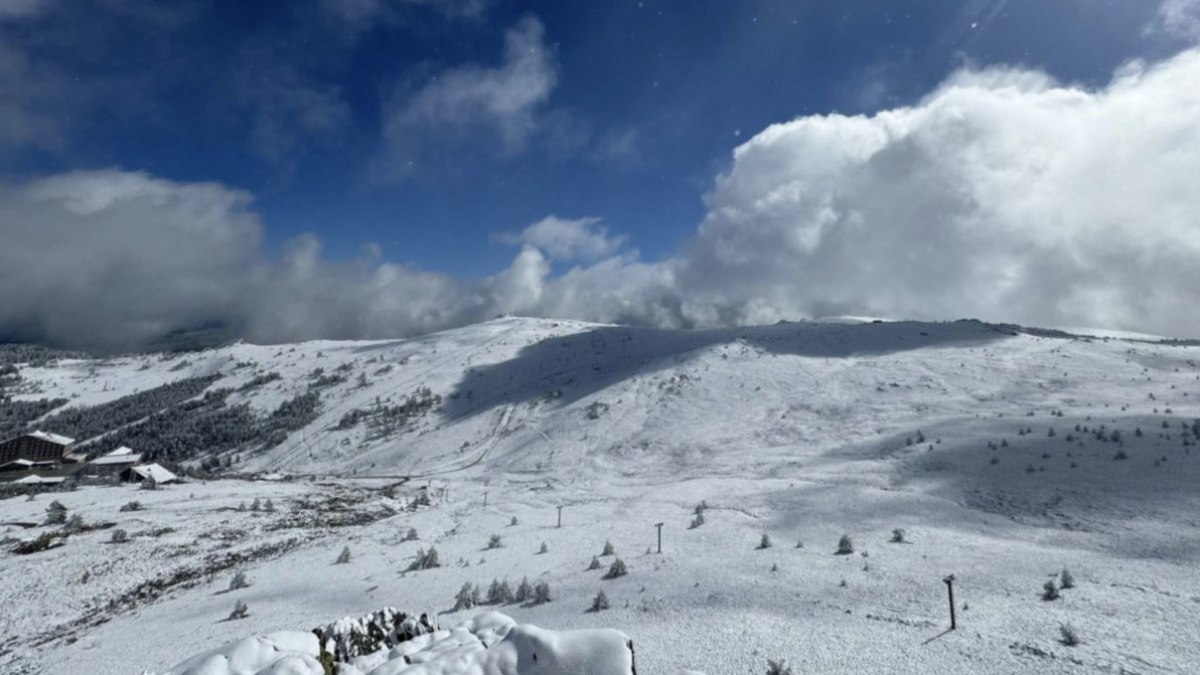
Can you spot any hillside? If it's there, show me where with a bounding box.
[3,317,1200,674]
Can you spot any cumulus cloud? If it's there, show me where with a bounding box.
[675,48,1200,333]
[4,48,1200,350]
[381,16,557,170]
[497,216,628,263]
[1154,0,1200,40]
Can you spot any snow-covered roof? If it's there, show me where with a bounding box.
[0,459,58,470]
[91,452,142,465]
[28,430,75,445]
[131,463,177,484]
[13,474,65,484]
[107,446,136,456]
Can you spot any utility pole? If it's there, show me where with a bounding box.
[943,574,957,631]
[557,505,563,528]
[655,522,664,554]
[483,491,488,507]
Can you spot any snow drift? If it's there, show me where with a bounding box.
[156,612,636,675]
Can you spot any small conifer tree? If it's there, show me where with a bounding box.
[591,589,610,612]
[228,600,249,620]
[836,534,854,555]
[1060,568,1075,589]
[454,583,479,611]
[604,558,628,579]
[515,577,532,603]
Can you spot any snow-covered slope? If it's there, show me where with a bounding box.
[3,317,1200,674]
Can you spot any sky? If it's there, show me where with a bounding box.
[2,0,1200,349]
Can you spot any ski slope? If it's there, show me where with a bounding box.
[3,316,1200,673]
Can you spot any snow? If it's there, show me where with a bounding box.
[3,317,1200,674]
[90,447,143,465]
[12,473,64,484]
[131,463,178,483]
[27,430,75,445]
[156,613,634,675]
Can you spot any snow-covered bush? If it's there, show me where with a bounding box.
[689,513,704,529]
[1061,568,1075,589]
[336,546,352,564]
[404,527,418,541]
[110,528,128,544]
[229,570,250,590]
[487,534,503,549]
[1059,623,1080,646]
[228,600,249,620]
[161,612,632,675]
[314,608,437,664]
[63,513,85,535]
[454,583,480,611]
[119,500,142,512]
[766,658,794,675]
[757,533,772,549]
[407,546,440,571]
[588,556,603,570]
[13,532,64,555]
[890,528,906,543]
[591,589,610,612]
[250,498,261,511]
[45,500,67,525]
[604,558,628,579]
[1042,579,1060,601]
[601,540,615,556]
[141,474,158,491]
[537,541,548,554]
[836,534,854,555]
[510,516,518,526]
[263,499,275,512]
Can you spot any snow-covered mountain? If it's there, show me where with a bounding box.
[3,316,1200,674]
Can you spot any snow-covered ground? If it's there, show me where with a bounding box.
[3,317,1200,673]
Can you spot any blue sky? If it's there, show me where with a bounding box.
[3,0,1200,348]
[3,0,1184,274]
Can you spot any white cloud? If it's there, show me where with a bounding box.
[381,16,557,169]
[498,216,628,262]
[673,48,1200,334]
[5,48,1200,349]
[1155,0,1200,40]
